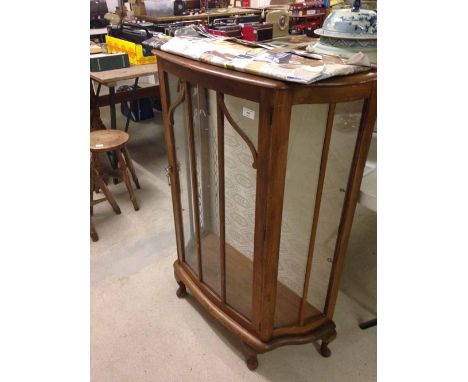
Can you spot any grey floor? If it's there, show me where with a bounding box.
[91,105,377,382]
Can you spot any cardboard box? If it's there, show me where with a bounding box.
[105,35,156,65]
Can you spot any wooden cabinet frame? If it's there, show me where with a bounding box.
[155,50,376,370]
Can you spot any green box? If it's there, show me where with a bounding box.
[90,53,130,72]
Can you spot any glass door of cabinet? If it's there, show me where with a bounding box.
[166,74,258,323]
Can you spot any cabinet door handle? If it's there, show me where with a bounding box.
[165,162,181,187]
[164,166,172,187]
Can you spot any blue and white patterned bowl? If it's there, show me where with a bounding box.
[308,7,377,62]
[314,9,377,40]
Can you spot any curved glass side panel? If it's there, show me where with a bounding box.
[275,103,329,328]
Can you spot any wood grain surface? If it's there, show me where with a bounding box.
[91,64,159,86]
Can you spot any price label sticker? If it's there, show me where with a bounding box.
[242,107,255,120]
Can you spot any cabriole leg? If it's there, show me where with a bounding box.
[174,270,187,298]
[176,281,187,298]
[318,330,337,358]
[241,343,258,371]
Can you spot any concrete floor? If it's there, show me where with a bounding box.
[91,104,377,381]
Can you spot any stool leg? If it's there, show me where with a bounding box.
[117,149,139,211]
[91,220,99,242]
[92,166,121,215]
[122,147,141,189]
[90,169,94,216]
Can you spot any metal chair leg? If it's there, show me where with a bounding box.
[359,318,377,330]
[124,77,139,133]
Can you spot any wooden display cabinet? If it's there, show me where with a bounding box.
[155,50,376,370]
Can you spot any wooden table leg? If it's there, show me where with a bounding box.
[109,85,117,130]
[90,80,99,124]
[108,85,119,169]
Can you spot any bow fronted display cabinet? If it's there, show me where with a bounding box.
[155,50,376,370]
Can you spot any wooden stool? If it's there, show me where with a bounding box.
[90,130,140,211]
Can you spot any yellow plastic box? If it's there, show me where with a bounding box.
[105,35,156,66]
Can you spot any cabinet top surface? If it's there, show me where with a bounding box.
[153,50,377,91]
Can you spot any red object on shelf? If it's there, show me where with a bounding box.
[289,1,325,16]
[293,20,321,33]
[205,24,242,38]
[289,1,325,36]
[242,0,250,6]
[241,23,273,42]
